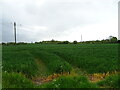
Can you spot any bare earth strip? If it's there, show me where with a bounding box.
[32,60,119,86]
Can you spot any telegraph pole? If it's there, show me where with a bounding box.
[14,22,16,44]
[119,1,120,43]
[81,34,82,42]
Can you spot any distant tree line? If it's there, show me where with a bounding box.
[1,36,119,45]
[81,36,118,44]
[1,42,28,45]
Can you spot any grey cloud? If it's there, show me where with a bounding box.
[1,0,118,42]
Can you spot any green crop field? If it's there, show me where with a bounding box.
[2,44,120,88]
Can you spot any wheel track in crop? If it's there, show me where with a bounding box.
[33,58,120,86]
[35,59,48,77]
[32,65,120,86]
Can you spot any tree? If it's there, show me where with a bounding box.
[63,41,69,44]
[73,40,77,44]
[51,39,55,42]
[109,36,117,43]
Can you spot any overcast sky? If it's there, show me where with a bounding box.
[0,0,119,42]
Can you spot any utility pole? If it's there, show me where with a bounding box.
[81,34,82,42]
[119,1,120,42]
[14,22,16,44]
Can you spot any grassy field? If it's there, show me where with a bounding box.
[2,44,120,88]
